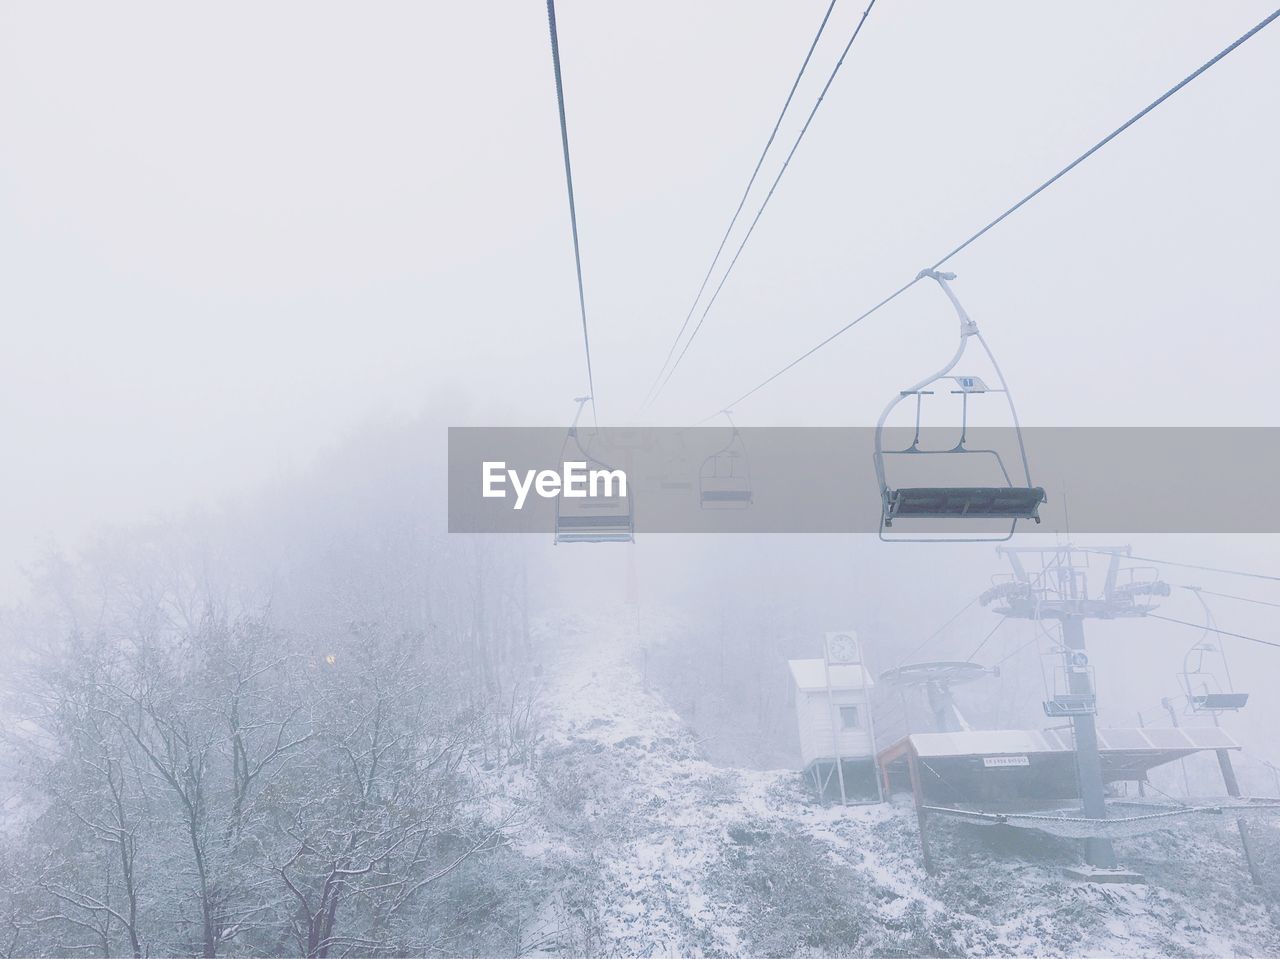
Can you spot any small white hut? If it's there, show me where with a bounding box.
[788,657,879,802]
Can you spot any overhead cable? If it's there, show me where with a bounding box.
[703,7,1280,420]
[649,0,881,407]
[546,0,600,424]
[642,0,845,407]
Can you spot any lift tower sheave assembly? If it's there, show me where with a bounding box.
[982,546,1170,875]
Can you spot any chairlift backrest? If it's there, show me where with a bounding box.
[699,412,753,510]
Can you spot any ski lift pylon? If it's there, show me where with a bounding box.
[699,411,753,509]
[873,270,1046,541]
[553,396,635,545]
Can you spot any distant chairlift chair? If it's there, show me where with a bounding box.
[1044,651,1098,718]
[699,411,753,510]
[553,396,635,545]
[873,270,1046,541]
[1181,590,1249,712]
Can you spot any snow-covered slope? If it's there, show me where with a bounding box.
[516,608,1280,957]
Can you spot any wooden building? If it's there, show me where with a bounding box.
[788,658,879,803]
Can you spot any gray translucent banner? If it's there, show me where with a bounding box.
[448,427,1280,535]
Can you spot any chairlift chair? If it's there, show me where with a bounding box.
[873,270,1046,541]
[1180,590,1248,712]
[1045,653,1098,718]
[553,397,635,545]
[1182,641,1249,711]
[699,411,753,509]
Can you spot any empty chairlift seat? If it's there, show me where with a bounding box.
[873,271,1045,541]
[701,481,747,504]
[699,479,753,507]
[1192,692,1250,711]
[699,411,753,510]
[1181,616,1249,713]
[554,495,635,544]
[885,485,1047,521]
[553,396,635,545]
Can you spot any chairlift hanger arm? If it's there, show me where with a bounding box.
[710,409,747,459]
[561,395,624,471]
[568,395,591,433]
[876,273,971,404]
[698,409,753,508]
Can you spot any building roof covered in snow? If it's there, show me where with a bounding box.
[901,725,1238,758]
[787,659,874,692]
[877,726,1244,803]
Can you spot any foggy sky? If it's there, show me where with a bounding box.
[1,0,1278,601]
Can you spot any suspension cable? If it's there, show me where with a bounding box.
[701,275,919,423]
[1175,585,1280,609]
[891,594,979,668]
[965,615,1009,662]
[1147,613,1280,651]
[991,632,1046,668]
[648,0,880,408]
[641,0,843,408]
[701,7,1280,420]
[546,0,599,426]
[1085,549,1280,584]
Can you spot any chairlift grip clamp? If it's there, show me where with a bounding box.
[919,269,978,337]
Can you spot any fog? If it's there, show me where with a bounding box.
[3,1,1278,596]
[1,2,1278,956]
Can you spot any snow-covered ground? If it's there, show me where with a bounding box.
[513,607,1280,957]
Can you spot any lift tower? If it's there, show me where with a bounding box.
[982,545,1169,872]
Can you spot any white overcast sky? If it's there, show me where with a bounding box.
[1,1,1277,599]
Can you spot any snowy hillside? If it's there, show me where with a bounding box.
[516,609,1280,957]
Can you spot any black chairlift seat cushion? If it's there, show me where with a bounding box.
[1192,692,1250,710]
[700,490,753,503]
[886,486,1047,520]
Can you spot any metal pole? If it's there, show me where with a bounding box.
[858,635,885,803]
[907,748,936,875]
[823,652,849,806]
[1061,615,1118,869]
[1135,712,1146,798]
[1161,697,1193,797]
[1216,749,1263,886]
